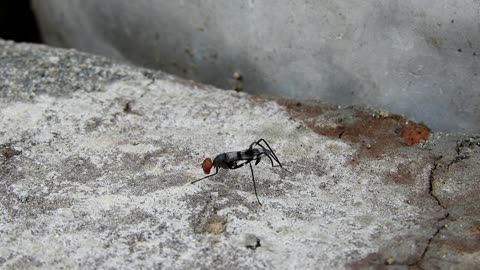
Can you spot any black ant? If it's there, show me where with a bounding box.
[191,138,291,205]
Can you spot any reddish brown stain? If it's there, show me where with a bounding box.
[388,163,415,185]
[278,100,431,158]
[401,121,431,146]
[470,224,480,236]
[277,99,328,120]
[386,158,432,185]
[433,236,480,254]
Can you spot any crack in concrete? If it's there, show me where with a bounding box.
[351,152,453,269]
[447,137,480,168]
[447,140,468,168]
[408,153,453,267]
[140,75,156,98]
[428,158,445,209]
[409,213,450,269]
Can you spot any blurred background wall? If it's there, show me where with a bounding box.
[4,1,480,132]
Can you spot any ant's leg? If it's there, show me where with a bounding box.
[250,140,276,164]
[251,139,291,172]
[255,152,275,167]
[255,139,280,162]
[191,167,219,184]
[248,137,265,150]
[249,162,262,205]
[249,138,268,150]
[251,139,277,160]
[255,139,291,173]
[229,160,262,205]
[263,153,276,167]
[262,153,291,172]
[249,139,280,166]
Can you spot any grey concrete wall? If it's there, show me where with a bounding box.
[31,0,480,133]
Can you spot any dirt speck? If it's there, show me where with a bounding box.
[205,214,226,235]
[244,233,261,250]
[1,145,22,159]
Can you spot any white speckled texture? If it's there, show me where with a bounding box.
[1,40,478,269]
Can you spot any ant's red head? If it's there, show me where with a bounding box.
[201,158,213,174]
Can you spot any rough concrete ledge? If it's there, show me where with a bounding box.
[1,40,479,269]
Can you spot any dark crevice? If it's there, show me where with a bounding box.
[121,75,155,115]
[123,101,134,114]
[139,72,156,98]
[409,213,449,268]
[408,149,455,267]
[447,141,468,167]
[428,158,445,209]
[448,136,480,168]
[121,73,156,115]
[245,236,261,250]
[122,100,142,116]
[447,156,469,168]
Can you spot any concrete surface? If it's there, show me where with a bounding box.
[1,40,479,269]
[31,0,480,133]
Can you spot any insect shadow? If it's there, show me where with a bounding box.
[191,138,291,205]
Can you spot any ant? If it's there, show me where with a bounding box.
[191,138,291,205]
